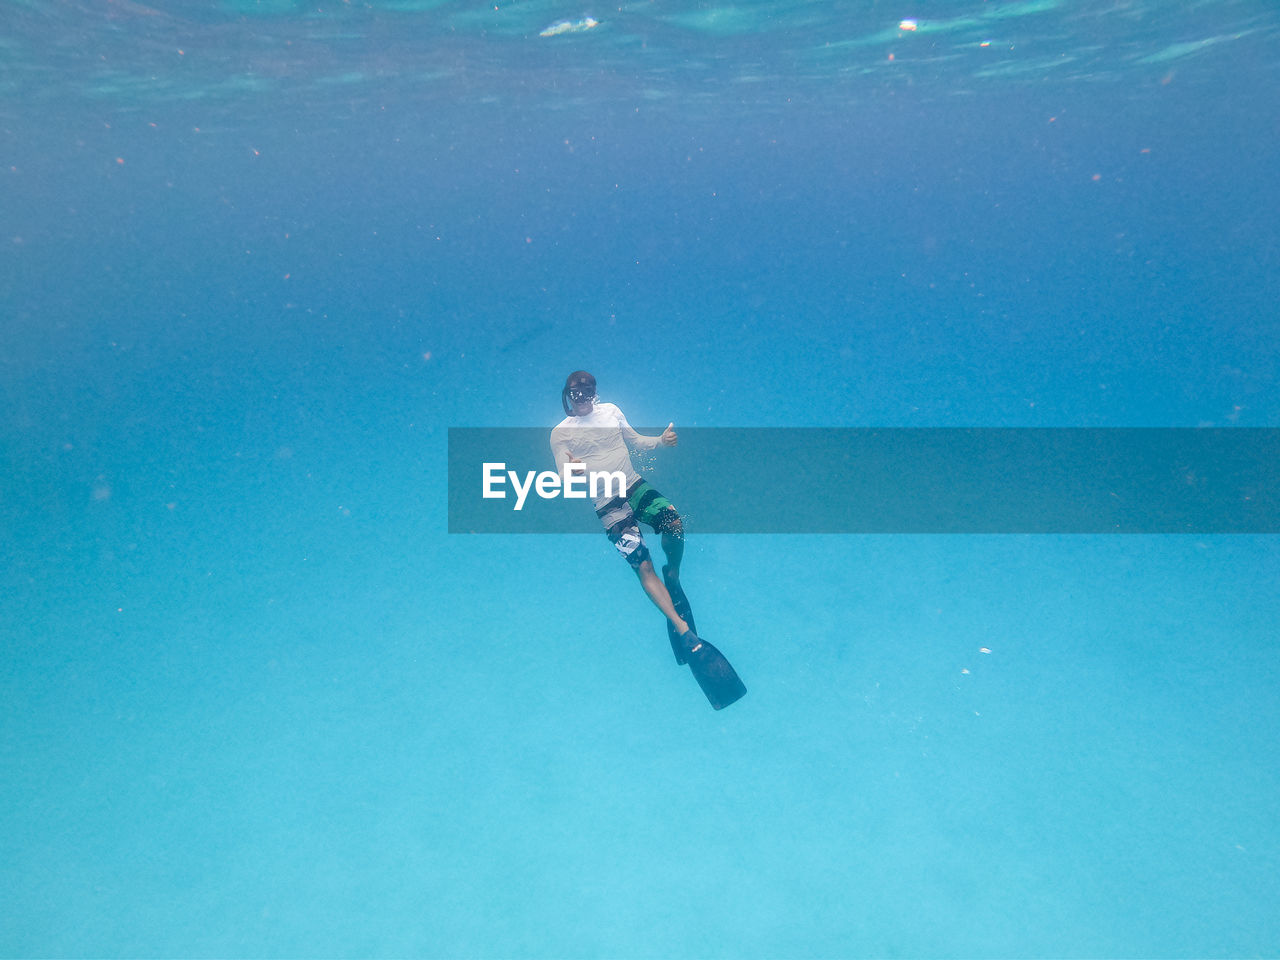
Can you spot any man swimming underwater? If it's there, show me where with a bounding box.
[549,370,746,709]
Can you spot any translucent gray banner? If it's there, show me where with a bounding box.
[448,428,1280,534]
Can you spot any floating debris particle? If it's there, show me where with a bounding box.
[540,17,600,37]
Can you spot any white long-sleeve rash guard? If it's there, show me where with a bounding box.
[549,402,663,509]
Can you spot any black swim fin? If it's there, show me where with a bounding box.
[678,631,747,710]
[662,565,696,665]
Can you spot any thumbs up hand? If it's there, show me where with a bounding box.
[661,422,678,446]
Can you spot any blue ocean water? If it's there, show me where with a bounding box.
[3,1,1279,956]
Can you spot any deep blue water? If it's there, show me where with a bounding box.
[3,1,1279,956]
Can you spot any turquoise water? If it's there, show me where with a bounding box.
[3,1,1279,956]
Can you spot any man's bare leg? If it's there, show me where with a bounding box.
[635,559,689,636]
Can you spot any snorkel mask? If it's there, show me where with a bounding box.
[561,371,597,416]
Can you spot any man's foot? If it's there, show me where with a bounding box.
[678,629,703,656]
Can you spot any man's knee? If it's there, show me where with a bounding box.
[657,508,683,539]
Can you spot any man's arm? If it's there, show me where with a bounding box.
[618,412,677,450]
